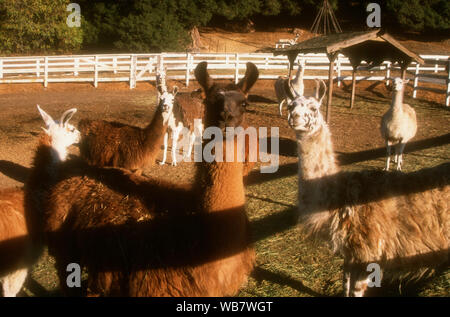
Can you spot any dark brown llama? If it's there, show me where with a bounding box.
[40,61,259,296]
[78,87,176,172]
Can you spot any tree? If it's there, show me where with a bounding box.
[0,0,83,54]
[385,0,450,33]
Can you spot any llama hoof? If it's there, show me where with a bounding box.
[159,161,166,165]
[171,162,177,166]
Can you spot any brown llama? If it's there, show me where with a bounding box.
[0,106,80,297]
[78,85,176,172]
[284,81,449,297]
[40,61,259,296]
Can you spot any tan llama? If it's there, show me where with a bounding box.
[284,81,449,297]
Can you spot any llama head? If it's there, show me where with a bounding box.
[393,77,409,91]
[158,86,177,124]
[194,61,259,130]
[37,105,80,161]
[156,66,167,94]
[285,79,326,134]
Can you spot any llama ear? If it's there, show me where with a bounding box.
[315,79,327,104]
[172,86,178,96]
[283,79,296,100]
[237,62,259,94]
[37,105,55,128]
[194,62,213,92]
[60,108,77,127]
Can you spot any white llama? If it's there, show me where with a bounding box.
[380,77,417,171]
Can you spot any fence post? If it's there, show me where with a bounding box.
[185,52,190,87]
[94,56,98,88]
[113,57,117,74]
[235,53,239,84]
[0,59,2,79]
[446,59,450,107]
[74,58,79,76]
[44,57,48,88]
[413,63,420,99]
[337,56,341,87]
[435,58,438,73]
[36,59,40,77]
[385,61,391,86]
[129,54,137,89]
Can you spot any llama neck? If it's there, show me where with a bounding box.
[292,66,305,96]
[296,124,338,181]
[144,106,169,148]
[391,88,404,113]
[198,138,245,213]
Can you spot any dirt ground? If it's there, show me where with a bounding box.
[197,27,450,55]
[0,76,449,296]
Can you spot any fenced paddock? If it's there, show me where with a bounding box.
[0,52,448,105]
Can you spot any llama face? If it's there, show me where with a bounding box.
[37,105,80,160]
[209,89,248,131]
[287,96,323,134]
[195,61,259,130]
[393,78,408,91]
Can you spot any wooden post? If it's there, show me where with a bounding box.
[44,57,48,88]
[446,59,450,107]
[185,52,190,87]
[350,66,357,109]
[94,55,98,88]
[413,63,420,99]
[385,61,391,86]
[401,64,407,81]
[326,53,337,123]
[74,58,79,76]
[113,57,117,74]
[0,59,3,79]
[235,53,239,84]
[337,56,341,87]
[36,59,40,77]
[129,54,137,89]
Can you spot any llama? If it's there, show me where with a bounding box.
[158,81,204,166]
[0,188,29,297]
[285,83,449,297]
[78,87,175,172]
[39,61,259,296]
[0,106,80,297]
[275,61,305,116]
[381,77,417,171]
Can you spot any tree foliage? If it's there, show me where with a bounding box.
[0,0,83,54]
[0,0,448,54]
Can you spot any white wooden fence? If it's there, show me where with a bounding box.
[0,52,448,106]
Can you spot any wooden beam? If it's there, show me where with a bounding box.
[350,67,356,109]
[327,29,379,54]
[326,52,338,123]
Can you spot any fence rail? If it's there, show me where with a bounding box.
[0,52,448,106]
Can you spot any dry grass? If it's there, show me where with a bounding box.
[0,78,448,297]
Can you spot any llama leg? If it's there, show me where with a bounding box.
[159,132,169,165]
[1,268,28,297]
[171,130,180,166]
[184,132,195,159]
[384,141,392,171]
[396,142,406,171]
[343,268,351,297]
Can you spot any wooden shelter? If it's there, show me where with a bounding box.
[275,29,424,123]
